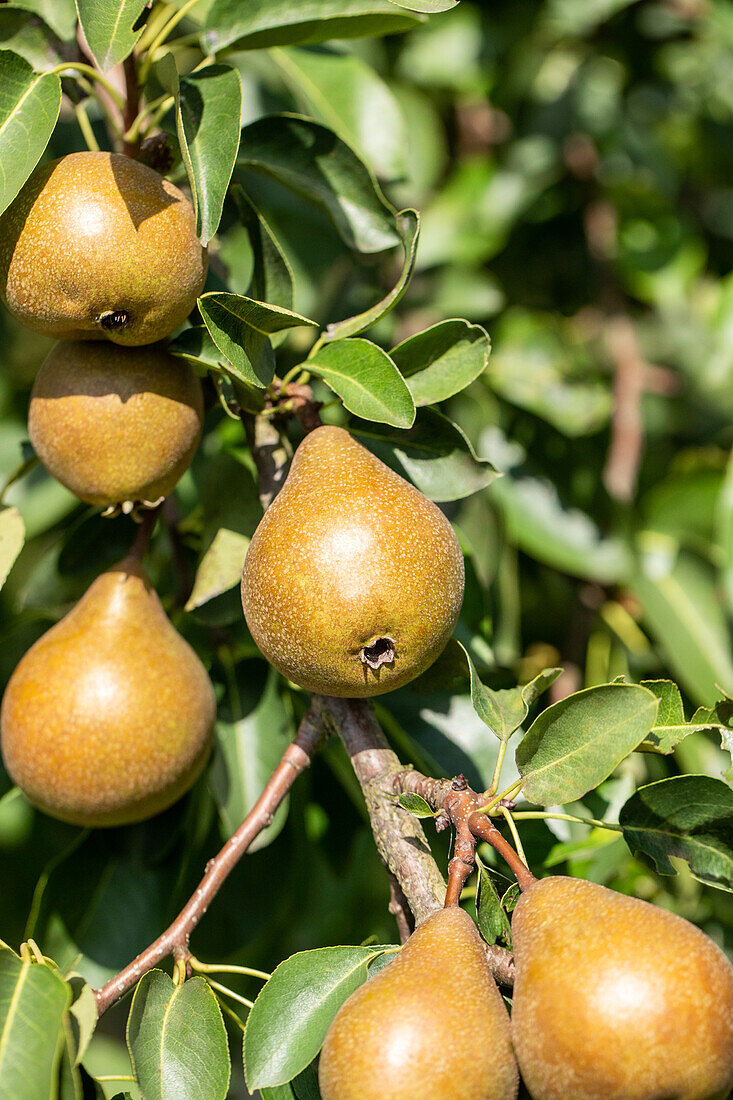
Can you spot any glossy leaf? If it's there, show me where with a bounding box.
[0,507,24,591]
[475,857,512,948]
[517,683,659,805]
[392,319,491,406]
[198,292,316,388]
[231,186,294,311]
[397,792,434,818]
[127,971,230,1100]
[244,945,389,1089]
[75,0,147,71]
[307,339,415,428]
[210,670,294,849]
[620,776,733,891]
[238,115,400,253]
[352,408,498,501]
[323,210,419,342]
[0,50,60,216]
[165,60,242,245]
[0,949,71,1100]
[203,0,422,53]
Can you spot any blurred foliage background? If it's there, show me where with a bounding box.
[1,1,733,1093]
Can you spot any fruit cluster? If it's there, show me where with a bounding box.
[0,150,465,826]
[319,881,733,1100]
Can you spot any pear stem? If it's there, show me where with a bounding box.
[468,813,536,891]
[127,505,160,563]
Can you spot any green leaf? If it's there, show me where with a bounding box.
[67,975,97,1065]
[198,292,316,388]
[459,643,562,742]
[162,59,242,245]
[392,319,491,406]
[619,776,733,892]
[168,325,226,371]
[390,0,457,7]
[0,9,61,69]
[238,114,400,253]
[637,680,708,753]
[306,339,415,428]
[0,949,71,1100]
[631,543,733,705]
[12,0,77,40]
[0,507,24,591]
[351,408,498,502]
[231,186,294,311]
[127,971,230,1100]
[322,210,419,342]
[397,792,434,818]
[475,857,512,948]
[185,528,250,611]
[243,945,388,1089]
[0,50,60,217]
[271,46,407,179]
[75,0,147,71]
[203,0,423,53]
[210,670,294,849]
[516,683,659,806]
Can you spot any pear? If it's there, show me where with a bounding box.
[0,557,216,826]
[0,152,206,345]
[28,341,204,510]
[319,906,519,1100]
[241,426,464,697]
[511,876,733,1100]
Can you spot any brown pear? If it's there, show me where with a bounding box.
[0,152,206,345]
[511,876,733,1100]
[28,341,204,510]
[319,907,519,1100]
[0,557,216,826]
[241,426,464,697]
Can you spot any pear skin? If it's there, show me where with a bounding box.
[28,341,204,509]
[511,876,733,1100]
[0,152,206,345]
[241,426,465,697]
[0,557,216,826]
[319,907,519,1100]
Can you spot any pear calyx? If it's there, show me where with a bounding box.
[360,636,395,670]
[98,308,131,332]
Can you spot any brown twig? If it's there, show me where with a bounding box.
[388,874,414,944]
[603,316,647,503]
[93,707,325,1014]
[121,54,140,158]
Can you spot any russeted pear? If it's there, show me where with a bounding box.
[319,907,519,1100]
[241,426,464,697]
[0,152,206,345]
[0,557,216,827]
[28,341,204,510]
[511,876,733,1100]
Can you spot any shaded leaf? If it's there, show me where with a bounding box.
[307,339,415,428]
[0,507,25,591]
[238,114,400,253]
[231,186,294,311]
[210,670,294,849]
[461,645,562,743]
[0,949,71,1100]
[352,408,498,501]
[12,0,77,40]
[203,0,422,53]
[517,683,659,805]
[0,49,60,216]
[75,0,147,71]
[475,857,513,948]
[243,946,388,1089]
[620,776,733,892]
[127,971,230,1100]
[186,528,250,611]
[323,210,419,341]
[392,318,490,406]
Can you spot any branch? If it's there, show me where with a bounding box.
[93,707,325,1015]
[603,316,646,503]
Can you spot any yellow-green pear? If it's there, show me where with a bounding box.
[0,152,206,345]
[241,426,464,697]
[511,876,733,1100]
[0,557,216,826]
[28,341,204,510]
[319,906,519,1100]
